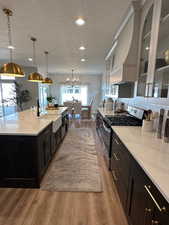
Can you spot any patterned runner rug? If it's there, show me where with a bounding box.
[41,127,102,192]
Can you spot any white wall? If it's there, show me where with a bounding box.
[49,74,102,112]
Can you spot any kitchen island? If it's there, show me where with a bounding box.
[0,107,68,188]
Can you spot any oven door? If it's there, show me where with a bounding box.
[101,120,112,154]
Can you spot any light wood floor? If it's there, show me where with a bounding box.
[0,120,128,225]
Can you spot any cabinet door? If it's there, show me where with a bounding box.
[96,112,103,133]
[128,163,151,225]
[61,125,66,140]
[0,136,36,179]
[52,127,62,155]
[65,114,69,132]
[153,208,169,225]
[112,162,128,209]
[144,184,169,225]
[43,129,52,164]
[111,133,131,210]
[38,125,52,177]
[128,162,169,225]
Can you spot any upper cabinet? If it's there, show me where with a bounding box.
[103,0,169,99]
[153,0,169,98]
[137,5,154,97]
[138,0,169,98]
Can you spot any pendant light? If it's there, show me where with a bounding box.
[0,8,24,77]
[28,37,43,82]
[65,69,81,87]
[42,51,53,85]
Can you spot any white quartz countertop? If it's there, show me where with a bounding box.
[112,126,169,204]
[45,107,68,115]
[0,107,67,136]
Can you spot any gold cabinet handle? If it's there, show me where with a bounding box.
[114,138,119,145]
[145,208,152,213]
[112,170,118,181]
[113,153,120,161]
[152,220,159,225]
[144,185,166,213]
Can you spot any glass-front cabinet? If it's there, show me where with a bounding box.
[137,0,169,98]
[137,5,154,96]
[153,0,169,98]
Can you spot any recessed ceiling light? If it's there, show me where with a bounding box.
[81,58,86,62]
[28,57,33,61]
[79,46,86,50]
[8,45,15,49]
[75,18,85,26]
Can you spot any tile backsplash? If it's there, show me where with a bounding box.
[119,97,169,112]
[119,97,169,138]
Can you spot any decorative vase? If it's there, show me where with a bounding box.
[164,50,169,65]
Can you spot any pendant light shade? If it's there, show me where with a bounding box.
[28,72,43,82]
[0,62,24,77]
[28,37,43,82]
[0,8,25,77]
[42,51,53,85]
[42,77,53,84]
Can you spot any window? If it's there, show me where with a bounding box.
[39,84,49,111]
[1,75,15,80]
[2,83,16,116]
[0,77,16,117]
[61,85,88,105]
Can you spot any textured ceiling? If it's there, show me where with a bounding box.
[0,0,131,76]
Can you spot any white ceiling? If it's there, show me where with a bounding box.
[0,0,131,76]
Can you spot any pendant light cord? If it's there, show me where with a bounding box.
[72,69,74,80]
[31,37,37,67]
[3,9,14,62]
[7,15,13,62]
[45,51,49,77]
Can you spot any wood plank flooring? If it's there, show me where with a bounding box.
[0,120,128,225]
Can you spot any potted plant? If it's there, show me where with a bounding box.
[47,96,55,107]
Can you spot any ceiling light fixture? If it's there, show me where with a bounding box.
[81,58,86,62]
[28,37,43,82]
[146,46,150,51]
[42,51,53,85]
[64,69,81,87]
[75,18,85,26]
[79,46,86,50]
[8,45,15,50]
[28,57,33,61]
[0,8,24,77]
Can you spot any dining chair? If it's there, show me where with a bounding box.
[81,97,94,119]
[64,101,73,117]
[73,102,82,118]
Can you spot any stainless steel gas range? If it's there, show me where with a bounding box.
[96,106,144,169]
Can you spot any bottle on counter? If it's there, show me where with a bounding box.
[157,108,165,139]
[105,98,114,111]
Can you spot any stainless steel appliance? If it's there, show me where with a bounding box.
[97,106,144,169]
